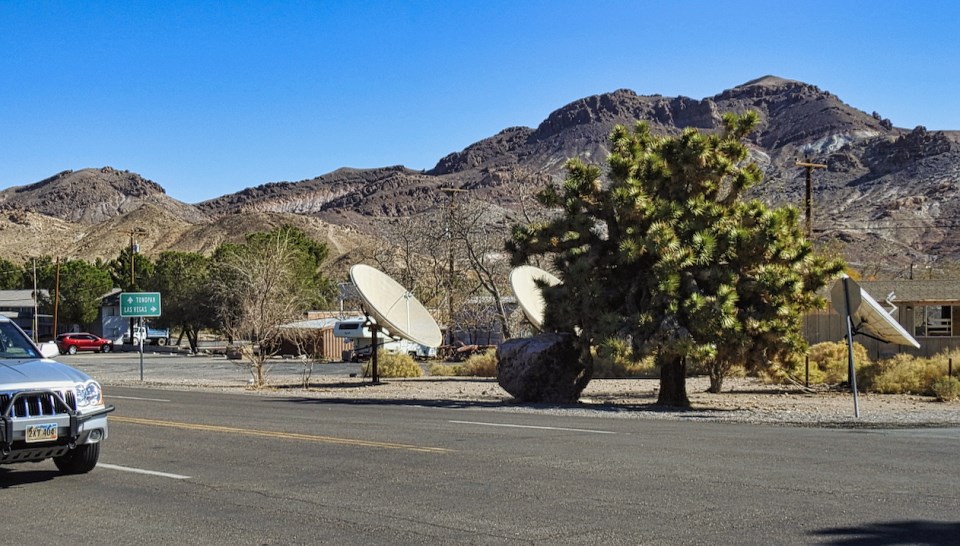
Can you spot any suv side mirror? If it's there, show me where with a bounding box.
[39,341,60,359]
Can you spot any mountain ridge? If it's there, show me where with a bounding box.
[1,76,958,275]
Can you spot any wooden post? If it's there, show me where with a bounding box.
[796,160,827,239]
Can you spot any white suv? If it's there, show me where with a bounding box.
[0,317,114,474]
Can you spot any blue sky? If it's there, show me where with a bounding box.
[1,1,957,204]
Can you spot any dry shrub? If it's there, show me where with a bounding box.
[428,362,460,376]
[593,338,656,378]
[361,351,423,378]
[800,341,871,384]
[460,349,498,377]
[861,352,950,395]
[931,376,960,402]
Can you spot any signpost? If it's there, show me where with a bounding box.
[119,292,162,380]
[120,292,162,317]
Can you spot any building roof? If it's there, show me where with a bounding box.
[0,289,50,308]
[859,280,960,304]
[280,317,351,330]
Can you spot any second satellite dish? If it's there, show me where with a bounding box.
[349,264,442,347]
[831,275,920,348]
[510,265,561,330]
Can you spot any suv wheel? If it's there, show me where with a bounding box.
[67,345,78,355]
[53,442,100,474]
[101,344,112,353]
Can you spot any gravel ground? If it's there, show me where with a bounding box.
[89,355,960,429]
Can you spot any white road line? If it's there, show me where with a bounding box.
[99,463,191,480]
[449,420,616,435]
[108,395,171,402]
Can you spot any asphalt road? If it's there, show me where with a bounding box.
[2,383,959,544]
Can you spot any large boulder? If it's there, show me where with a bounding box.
[496,333,586,403]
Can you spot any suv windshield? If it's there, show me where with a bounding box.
[0,321,41,359]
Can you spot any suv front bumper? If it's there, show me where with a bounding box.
[0,389,114,463]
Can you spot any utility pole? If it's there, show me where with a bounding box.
[124,228,147,343]
[440,187,466,346]
[53,257,60,338]
[32,258,38,342]
[796,159,827,239]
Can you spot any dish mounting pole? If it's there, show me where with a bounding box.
[840,277,861,418]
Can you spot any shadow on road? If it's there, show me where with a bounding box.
[811,520,960,545]
[0,468,59,488]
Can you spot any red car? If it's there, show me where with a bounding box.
[56,333,114,355]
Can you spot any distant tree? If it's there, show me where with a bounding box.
[0,258,24,289]
[56,259,113,328]
[210,226,333,387]
[107,248,155,291]
[449,198,515,340]
[509,112,843,406]
[147,251,213,353]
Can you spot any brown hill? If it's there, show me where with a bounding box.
[0,167,208,225]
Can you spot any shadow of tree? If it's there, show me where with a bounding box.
[0,468,58,488]
[811,520,960,545]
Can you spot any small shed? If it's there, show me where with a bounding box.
[274,316,352,361]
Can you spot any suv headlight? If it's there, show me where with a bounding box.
[75,380,103,408]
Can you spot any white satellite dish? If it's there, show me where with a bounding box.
[510,265,561,330]
[349,264,442,348]
[831,275,920,348]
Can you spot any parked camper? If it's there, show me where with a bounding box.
[332,318,437,361]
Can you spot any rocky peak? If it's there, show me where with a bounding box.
[0,167,204,225]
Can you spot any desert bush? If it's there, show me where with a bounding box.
[428,362,461,376]
[787,341,871,385]
[931,376,960,402]
[592,338,656,378]
[361,351,423,378]
[861,352,951,396]
[428,350,498,377]
[460,349,498,377]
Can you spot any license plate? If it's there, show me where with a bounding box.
[25,423,58,443]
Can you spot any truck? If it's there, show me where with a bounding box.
[124,325,171,346]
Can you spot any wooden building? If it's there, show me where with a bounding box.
[806,279,960,359]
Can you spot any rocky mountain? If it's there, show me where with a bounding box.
[0,167,208,225]
[2,76,959,275]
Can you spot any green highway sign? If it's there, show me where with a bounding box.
[120,292,162,317]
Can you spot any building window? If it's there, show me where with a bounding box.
[914,305,953,337]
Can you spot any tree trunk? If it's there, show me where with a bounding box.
[656,353,690,407]
[708,366,723,394]
[187,328,199,354]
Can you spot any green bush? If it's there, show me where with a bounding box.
[592,337,656,378]
[931,376,960,402]
[361,351,423,378]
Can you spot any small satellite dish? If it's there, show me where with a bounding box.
[510,265,561,330]
[349,264,442,347]
[831,275,920,348]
